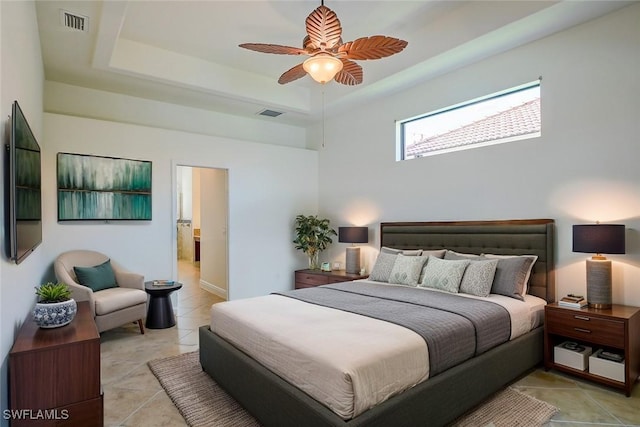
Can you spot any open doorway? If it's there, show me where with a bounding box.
[175,165,229,300]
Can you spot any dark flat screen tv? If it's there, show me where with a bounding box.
[4,100,42,264]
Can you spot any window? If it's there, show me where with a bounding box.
[398,80,541,160]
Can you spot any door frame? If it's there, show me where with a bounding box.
[171,160,230,299]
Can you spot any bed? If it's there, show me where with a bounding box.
[199,219,555,426]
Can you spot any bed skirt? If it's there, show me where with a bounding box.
[199,325,544,427]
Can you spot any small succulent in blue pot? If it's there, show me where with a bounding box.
[33,282,77,328]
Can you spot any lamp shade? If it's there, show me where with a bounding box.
[338,227,368,244]
[572,224,625,254]
[303,54,343,84]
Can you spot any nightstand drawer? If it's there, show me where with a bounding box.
[328,276,349,284]
[546,309,625,348]
[295,272,329,286]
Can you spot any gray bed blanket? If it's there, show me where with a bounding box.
[274,282,510,376]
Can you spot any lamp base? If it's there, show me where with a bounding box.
[586,258,612,309]
[345,247,361,274]
[588,302,612,310]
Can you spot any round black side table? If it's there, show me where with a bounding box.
[144,281,183,329]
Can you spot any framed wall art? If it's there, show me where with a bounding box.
[57,152,152,221]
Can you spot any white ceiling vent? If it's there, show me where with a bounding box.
[60,10,89,32]
[258,109,284,118]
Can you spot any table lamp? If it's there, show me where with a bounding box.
[572,223,625,309]
[338,227,368,274]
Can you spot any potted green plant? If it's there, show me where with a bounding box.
[33,282,77,328]
[293,214,337,269]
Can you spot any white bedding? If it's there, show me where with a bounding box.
[210,281,546,419]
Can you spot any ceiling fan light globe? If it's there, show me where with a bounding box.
[303,55,343,84]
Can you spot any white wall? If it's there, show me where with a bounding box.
[0,1,45,420]
[317,3,640,307]
[43,113,318,301]
[178,166,193,220]
[45,81,308,149]
[192,167,201,233]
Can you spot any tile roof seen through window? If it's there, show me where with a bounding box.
[406,98,540,158]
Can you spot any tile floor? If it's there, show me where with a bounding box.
[101,260,221,426]
[101,262,640,426]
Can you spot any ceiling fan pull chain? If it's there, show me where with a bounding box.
[322,88,326,149]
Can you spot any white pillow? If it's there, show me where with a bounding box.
[381,246,422,256]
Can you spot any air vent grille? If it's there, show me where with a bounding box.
[258,109,284,118]
[60,10,89,32]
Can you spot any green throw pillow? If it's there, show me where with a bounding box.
[74,259,118,292]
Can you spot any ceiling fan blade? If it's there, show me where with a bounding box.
[239,43,307,56]
[338,36,408,60]
[278,63,307,84]
[305,5,342,50]
[334,59,363,86]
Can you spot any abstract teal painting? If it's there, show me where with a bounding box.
[15,147,41,220]
[57,153,152,220]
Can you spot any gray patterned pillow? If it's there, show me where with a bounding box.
[459,259,499,297]
[419,256,470,293]
[368,252,398,282]
[389,254,428,286]
[418,250,447,282]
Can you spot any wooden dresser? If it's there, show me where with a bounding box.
[9,301,103,426]
[295,269,368,289]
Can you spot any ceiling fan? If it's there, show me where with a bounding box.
[239,1,408,85]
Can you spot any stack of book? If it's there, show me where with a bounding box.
[559,294,587,308]
[151,280,175,287]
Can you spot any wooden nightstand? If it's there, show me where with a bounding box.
[295,269,368,289]
[544,303,640,396]
[9,301,103,426]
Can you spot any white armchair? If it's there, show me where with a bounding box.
[54,250,147,334]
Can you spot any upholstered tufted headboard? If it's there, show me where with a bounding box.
[380,219,556,302]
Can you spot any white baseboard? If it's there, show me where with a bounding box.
[200,279,227,299]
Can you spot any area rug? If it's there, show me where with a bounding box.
[149,351,557,427]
